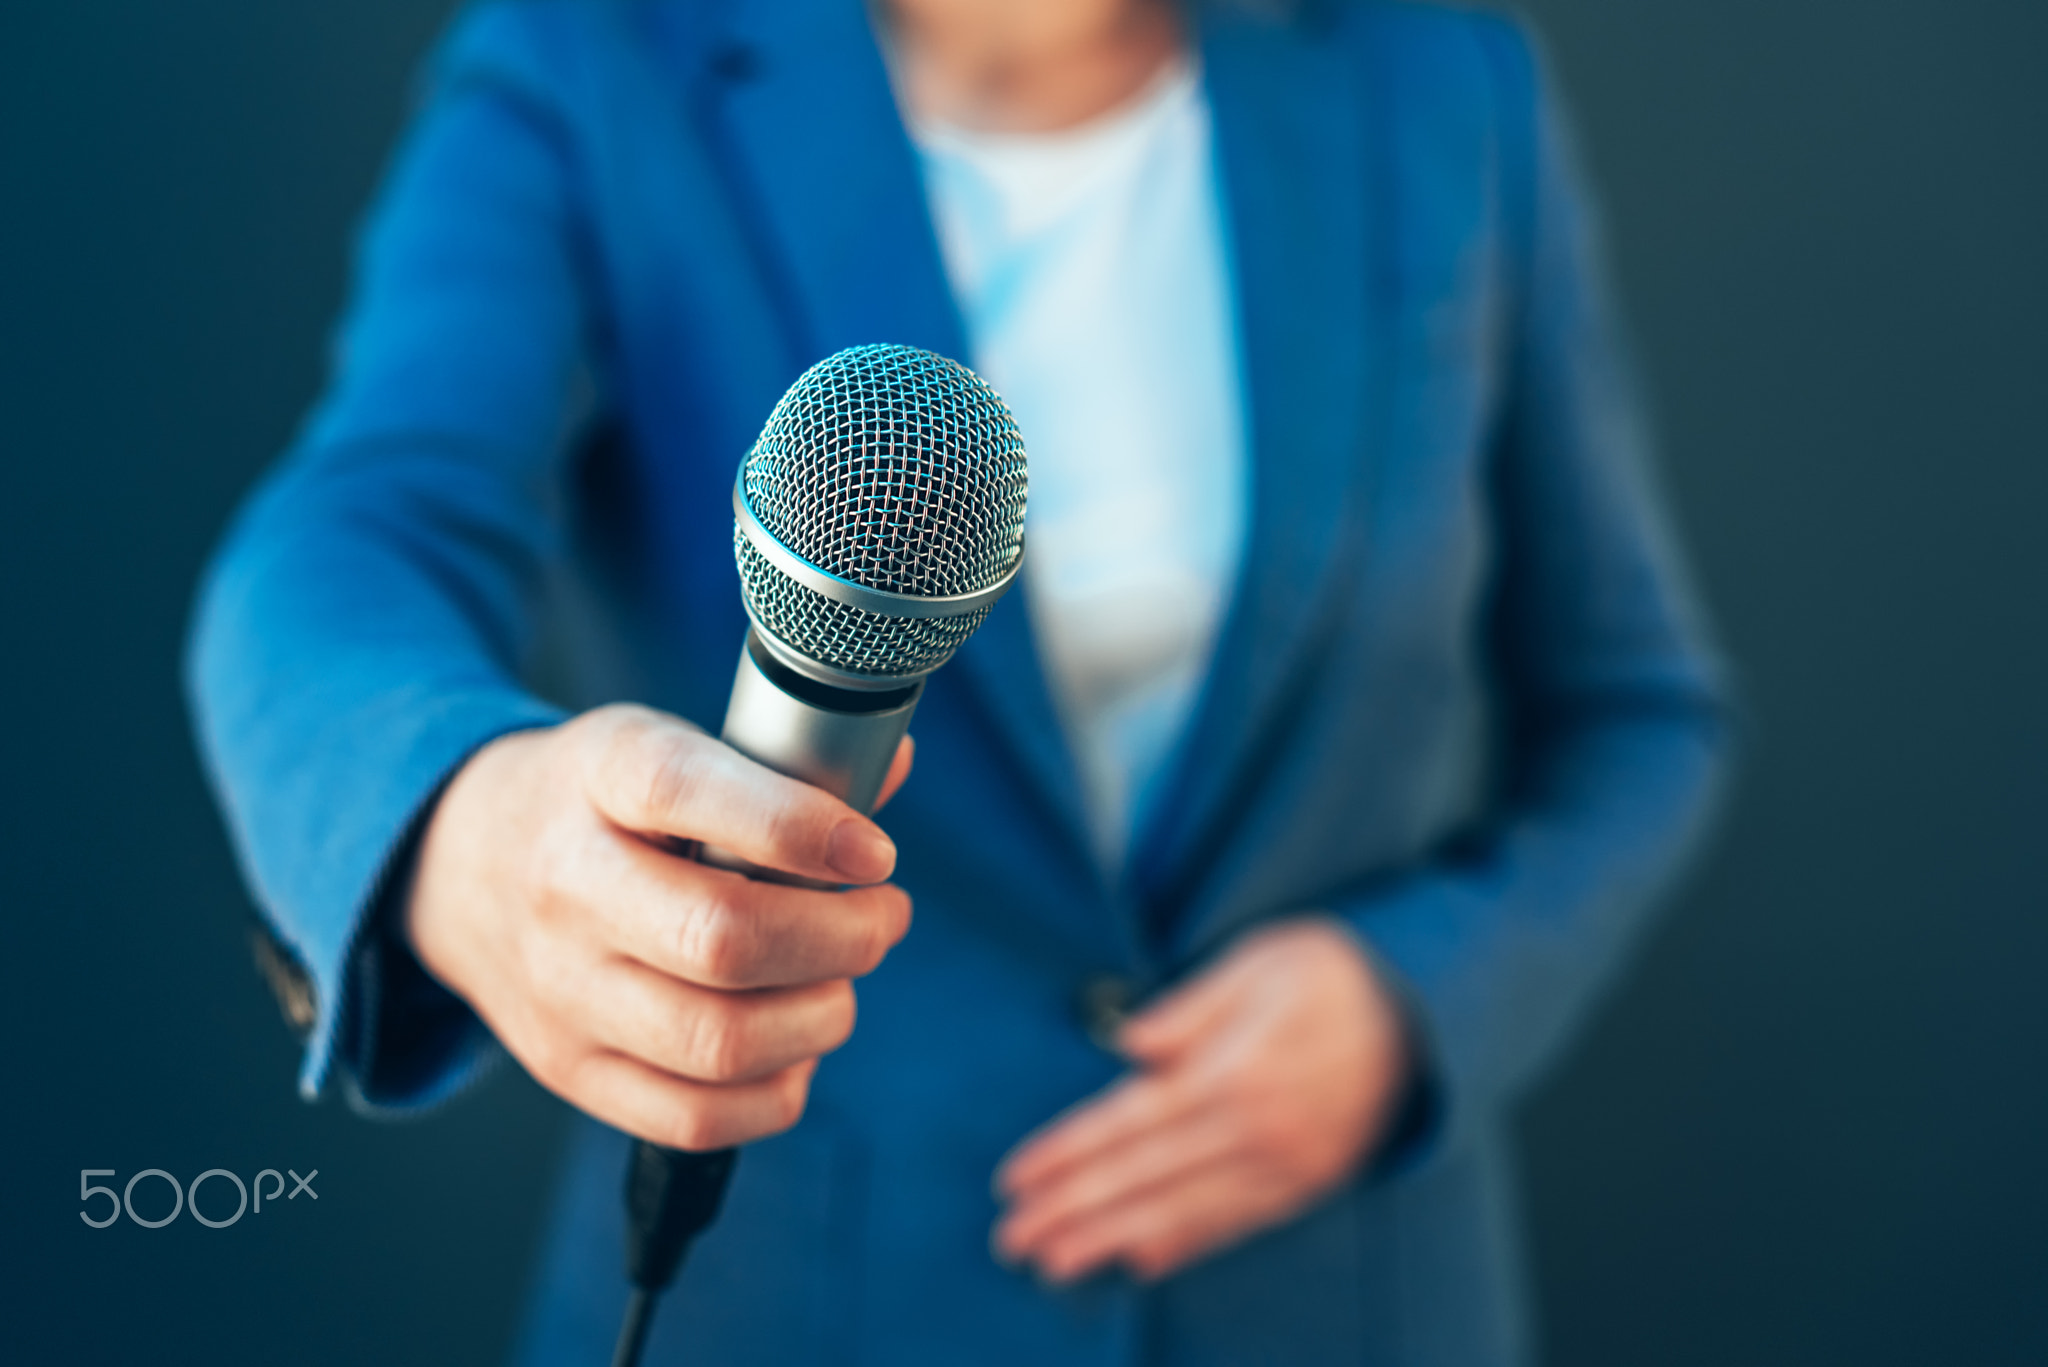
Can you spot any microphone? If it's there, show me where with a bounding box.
[611,344,1029,1367]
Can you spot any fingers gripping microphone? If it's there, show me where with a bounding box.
[612,345,1028,1367]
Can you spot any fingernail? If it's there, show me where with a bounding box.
[828,820,896,882]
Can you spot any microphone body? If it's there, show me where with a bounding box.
[612,344,1028,1367]
[697,631,922,881]
[722,631,921,814]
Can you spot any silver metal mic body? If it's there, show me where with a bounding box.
[718,630,922,818]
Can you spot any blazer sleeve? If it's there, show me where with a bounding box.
[184,4,592,1112]
[1341,16,1735,1159]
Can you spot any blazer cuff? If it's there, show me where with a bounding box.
[1323,915,1451,1179]
[1330,873,1517,1173]
[337,872,503,1115]
[284,694,567,1109]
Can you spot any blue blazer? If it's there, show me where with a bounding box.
[188,2,1730,1363]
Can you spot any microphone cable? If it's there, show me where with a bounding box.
[610,1142,738,1367]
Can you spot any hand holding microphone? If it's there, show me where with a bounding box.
[406,344,1024,1152]
[404,704,914,1151]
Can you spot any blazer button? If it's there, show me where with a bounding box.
[249,919,317,1040]
[1073,974,1138,1051]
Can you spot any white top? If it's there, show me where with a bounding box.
[911,61,1251,870]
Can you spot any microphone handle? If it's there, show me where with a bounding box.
[698,628,924,878]
[614,628,923,1366]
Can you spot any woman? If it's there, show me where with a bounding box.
[188,0,1729,1362]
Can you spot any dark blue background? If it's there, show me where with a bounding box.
[3,2,2043,1362]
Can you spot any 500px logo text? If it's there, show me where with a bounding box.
[79,1167,319,1229]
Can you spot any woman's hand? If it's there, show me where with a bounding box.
[405,704,914,1151]
[992,918,1409,1282]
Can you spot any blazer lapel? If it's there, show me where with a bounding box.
[684,0,1093,852]
[698,0,962,362]
[1129,10,1384,921]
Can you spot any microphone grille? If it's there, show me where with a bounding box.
[736,345,1028,679]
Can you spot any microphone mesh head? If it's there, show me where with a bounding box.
[735,345,1028,679]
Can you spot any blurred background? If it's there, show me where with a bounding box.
[2,0,2042,1362]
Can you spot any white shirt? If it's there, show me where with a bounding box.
[911,61,1251,870]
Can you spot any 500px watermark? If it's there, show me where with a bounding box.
[79,1167,319,1229]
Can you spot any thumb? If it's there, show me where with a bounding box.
[1118,966,1241,1065]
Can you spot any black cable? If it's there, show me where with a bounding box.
[610,1142,739,1367]
[609,1288,658,1367]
